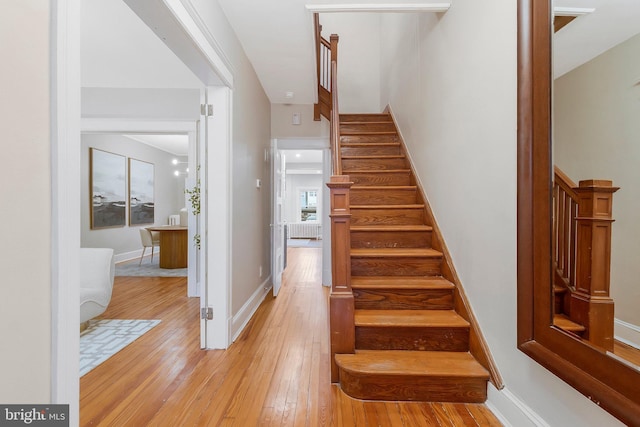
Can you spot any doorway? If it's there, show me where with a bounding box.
[271,140,331,297]
[52,0,234,419]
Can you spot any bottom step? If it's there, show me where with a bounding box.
[335,350,489,402]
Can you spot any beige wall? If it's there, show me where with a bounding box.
[554,32,640,328]
[80,134,186,257]
[320,13,382,113]
[380,2,622,426]
[271,104,328,139]
[190,0,272,314]
[0,0,52,402]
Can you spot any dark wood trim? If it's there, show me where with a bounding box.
[517,0,640,424]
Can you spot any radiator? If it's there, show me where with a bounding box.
[288,223,322,239]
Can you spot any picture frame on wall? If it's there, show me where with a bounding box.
[90,148,127,229]
[129,158,155,225]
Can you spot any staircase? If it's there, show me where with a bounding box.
[332,113,491,402]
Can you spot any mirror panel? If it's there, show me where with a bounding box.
[517,0,640,424]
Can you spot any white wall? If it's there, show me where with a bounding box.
[284,173,324,224]
[320,13,382,113]
[379,3,624,426]
[81,134,186,258]
[271,104,329,139]
[189,0,272,315]
[554,32,640,330]
[82,0,202,89]
[0,0,52,403]
[82,87,201,119]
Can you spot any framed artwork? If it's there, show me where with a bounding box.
[129,158,155,225]
[90,148,127,229]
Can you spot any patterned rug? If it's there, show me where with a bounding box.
[115,258,187,277]
[80,319,161,376]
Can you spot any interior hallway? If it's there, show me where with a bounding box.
[80,247,502,426]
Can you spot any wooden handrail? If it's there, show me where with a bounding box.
[330,60,340,176]
[313,13,337,122]
[553,166,578,289]
[553,165,618,351]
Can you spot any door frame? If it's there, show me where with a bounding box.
[272,138,331,287]
[51,0,233,423]
[80,119,200,298]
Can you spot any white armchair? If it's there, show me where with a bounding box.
[80,248,115,324]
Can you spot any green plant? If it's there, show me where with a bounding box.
[185,169,201,249]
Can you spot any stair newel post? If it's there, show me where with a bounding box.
[327,175,354,382]
[571,179,618,351]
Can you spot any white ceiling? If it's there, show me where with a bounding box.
[216,0,450,105]
[554,0,640,77]
[81,0,640,157]
[124,134,189,156]
[81,0,202,88]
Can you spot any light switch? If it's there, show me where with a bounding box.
[256,179,262,189]
[292,113,301,125]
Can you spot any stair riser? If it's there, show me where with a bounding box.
[351,257,441,276]
[353,289,454,310]
[355,326,469,351]
[350,189,417,205]
[345,172,411,186]
[338,370,487,403]
[342,158,407,170]
[341,145,401,156]
[341,134,399,144]
[340,122,396,133]
[351,230,432,248]
[351,209,424,225]
[340,114,392,122]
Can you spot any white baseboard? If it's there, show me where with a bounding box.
[486,384,550,427]
[113,249,144,264]
[231,276,272,342]
[614,318,640,350]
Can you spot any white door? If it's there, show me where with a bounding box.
[272,143,287,296]
[200,86,232,349]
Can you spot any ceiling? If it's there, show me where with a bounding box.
[553,0,640,77]
[124,134,189,156]
[81,0,640,155]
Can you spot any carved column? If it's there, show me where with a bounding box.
[571,179,618,351]
[327,175,353,382]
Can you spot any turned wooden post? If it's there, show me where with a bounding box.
[327,175,353,382]
[571,179,618,351]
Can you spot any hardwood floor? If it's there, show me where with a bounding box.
[80,248,502,426]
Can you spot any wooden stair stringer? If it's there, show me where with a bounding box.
[383,105,505,390]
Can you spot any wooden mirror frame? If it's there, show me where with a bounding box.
[516,0,640,425]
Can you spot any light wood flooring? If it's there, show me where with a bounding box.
[80,247,503,426]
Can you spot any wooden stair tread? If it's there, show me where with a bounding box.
[554,285,567,294]
[351,185,416,190]
[351,248,442,258]
[342,155,405,159]
[336,350,489,378]
[340,113,391,120]
[340,121,394,125]
[355,309,469,328]
[344,169,410,174]
[342,142,400,147]
[351,204,424,209]
[351,225,432,232]
[340,131,397,135]
[351,276,453,290]
[554,314,586,332]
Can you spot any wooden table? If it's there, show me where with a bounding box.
[146,226,188,269]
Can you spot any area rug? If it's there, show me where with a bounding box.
[80,319,161,376]
[115,259,187,277]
